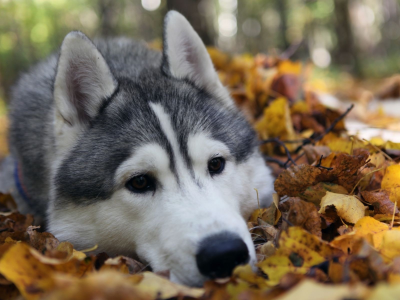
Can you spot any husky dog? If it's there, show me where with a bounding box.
[5,11,273,286]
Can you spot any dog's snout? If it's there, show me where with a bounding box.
[196,232,249,279]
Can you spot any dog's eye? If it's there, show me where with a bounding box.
[208,157,225,175]
[125,175,155,193]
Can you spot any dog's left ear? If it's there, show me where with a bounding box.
[162,11,232,106]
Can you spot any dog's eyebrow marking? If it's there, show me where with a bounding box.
[150,102,193,187]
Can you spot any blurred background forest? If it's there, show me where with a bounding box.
[0,0,400,103]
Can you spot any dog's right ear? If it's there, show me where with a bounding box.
[54,31,116,152]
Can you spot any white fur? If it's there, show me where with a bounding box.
[46,14,274,286]
[48,101,273,286]
[164,11,233,107]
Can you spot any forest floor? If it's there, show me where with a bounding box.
[0,49,400,299]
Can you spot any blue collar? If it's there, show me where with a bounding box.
[14,161,33,206]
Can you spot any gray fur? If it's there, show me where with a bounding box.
[8,37,256,216]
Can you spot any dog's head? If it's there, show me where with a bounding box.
[48,11,273,286]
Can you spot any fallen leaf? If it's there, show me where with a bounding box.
[279,198,321,237]
[275,279,367,300]
[274,164,323,197]
[302,145,331,164]
[0,243,94,299]
[361,190,399,215]
[299,182,348,206]
[319,192,366,224]
[26,226,60,254]
[367,282,400,300]
[259,227,341,285]
[381,164,400,204]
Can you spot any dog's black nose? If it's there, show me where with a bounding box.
[196,232,249,279]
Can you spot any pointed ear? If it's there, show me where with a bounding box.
[162,11,232,106]
[54,31,117,127]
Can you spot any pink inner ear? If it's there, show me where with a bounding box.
[65,54,103,123]
[182,38,198,70]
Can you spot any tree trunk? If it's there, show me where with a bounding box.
[167,0,214,45]
[276,0,290,50]
[333,0,362,77]
[98,0,118,37]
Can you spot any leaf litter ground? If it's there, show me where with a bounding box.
[1,48,400,299]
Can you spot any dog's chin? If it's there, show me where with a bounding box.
[169,271,206,287]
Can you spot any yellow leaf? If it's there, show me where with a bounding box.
[370,136,385,147]
[331,216,400,261]
[258,227,341,285]
[0,243,58,300]
[382,165,400,189]
[367,283,400,300]
[255,97,297,153]
[232,264,268,288]
[354,216,389,236]
[368,152,386,168]
[379,230,400,260]
[277,60,302,75]
[385,141,400,150]
[290,100,309,114]
[0,243,94,300]
[136,272,204,299]
[259,255,306,286]
[326,138,365,154]
[277,279,368,300]
[381,164,400,204]
[207,47,230,70]
[319,192,366,224]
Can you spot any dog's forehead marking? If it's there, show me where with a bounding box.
[149,102,192,185]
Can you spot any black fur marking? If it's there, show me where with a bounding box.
[10,38,257,210]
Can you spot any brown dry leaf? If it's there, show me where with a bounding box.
[328,150,369,192]
[337,224,353,235]
[0,212,34,243]
[319,192,366,224]
[100,256,144,275]
[320,205,339,226]
[350,239,389,281]
[279,197,321,237]
[0,284,20,300]
[259,241,276,258]
[257,219,278,241]
[270,60,301,102]
[275,151,368,197]
[299,182,348,206]
[0,194,17,212]
[302,145,331,164]
[361,190,399,215]
[26,226,60,253]
[274,164,323,197]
